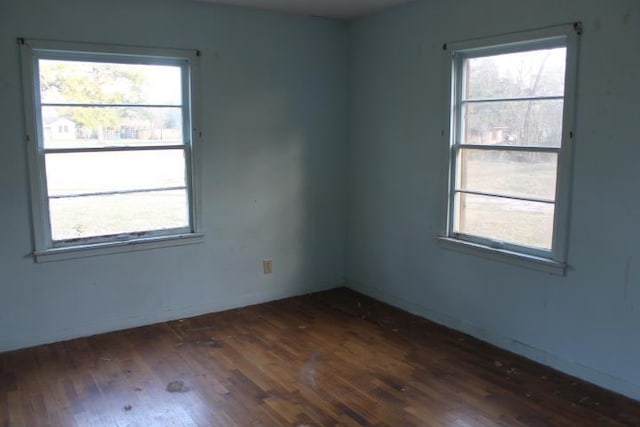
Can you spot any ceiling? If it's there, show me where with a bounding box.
[193,0,415,19]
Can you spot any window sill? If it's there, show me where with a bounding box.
[33,233,204,263]
[436,236,567,276]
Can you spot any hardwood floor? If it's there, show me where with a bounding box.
[1,288,640,426]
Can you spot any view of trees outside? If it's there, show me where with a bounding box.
[39,60,183,147]
[454,47,566,250]
[38,60,189,240]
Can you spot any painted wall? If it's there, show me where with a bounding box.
[347,0,640,399]
[0,0,347,351]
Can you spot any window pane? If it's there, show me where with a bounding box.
[458,149,557,200]
[462,100,563,147]
[46,150,186,197]
[39,60,182,105]
[41,106,183,148]
[454,193,554,250]
[465,47,566,99]
[49,190,189,241]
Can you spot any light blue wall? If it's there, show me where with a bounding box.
[347,0,640,399]
[0,0,347,351]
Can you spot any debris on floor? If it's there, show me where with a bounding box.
[134,387,142,392]
[176,338,223,348]
[195,339,222,347]
[124,405,132,411]
[166,380,189,392]
[185,325,216,332]
[300,353,320,389]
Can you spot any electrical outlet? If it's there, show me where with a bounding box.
[263,259,272,274]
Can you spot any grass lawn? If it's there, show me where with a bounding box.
[456,153,557,250]
[44,146,189,241]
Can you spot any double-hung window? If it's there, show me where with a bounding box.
[20,40,202,261]
[441,24,580,274]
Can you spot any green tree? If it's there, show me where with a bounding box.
[464,48,565,151]
[39,61,148,141]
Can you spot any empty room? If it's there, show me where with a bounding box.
[1,0,640,425]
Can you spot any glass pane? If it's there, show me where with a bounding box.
[39,60,182,105]
[49,190,189,240]
[458,149,557,200]
[465,47,566,99]
[462,99,563,147]
[454,193,554,250]
[41,106,183,148]
[45,150,186,197]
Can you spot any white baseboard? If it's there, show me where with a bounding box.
[347,280,640,402]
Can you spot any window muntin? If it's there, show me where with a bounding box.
[22,41,199,254]
[447,36,572,258]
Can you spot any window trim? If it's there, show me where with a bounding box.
[19,39,203,261]
[438,23,581,275]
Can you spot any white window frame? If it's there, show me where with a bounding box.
[438,23,581,275]
[20,39,203,262]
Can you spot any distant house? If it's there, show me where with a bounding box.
[43,117,75,140]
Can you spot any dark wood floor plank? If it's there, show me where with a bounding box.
[2,287,640,426]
